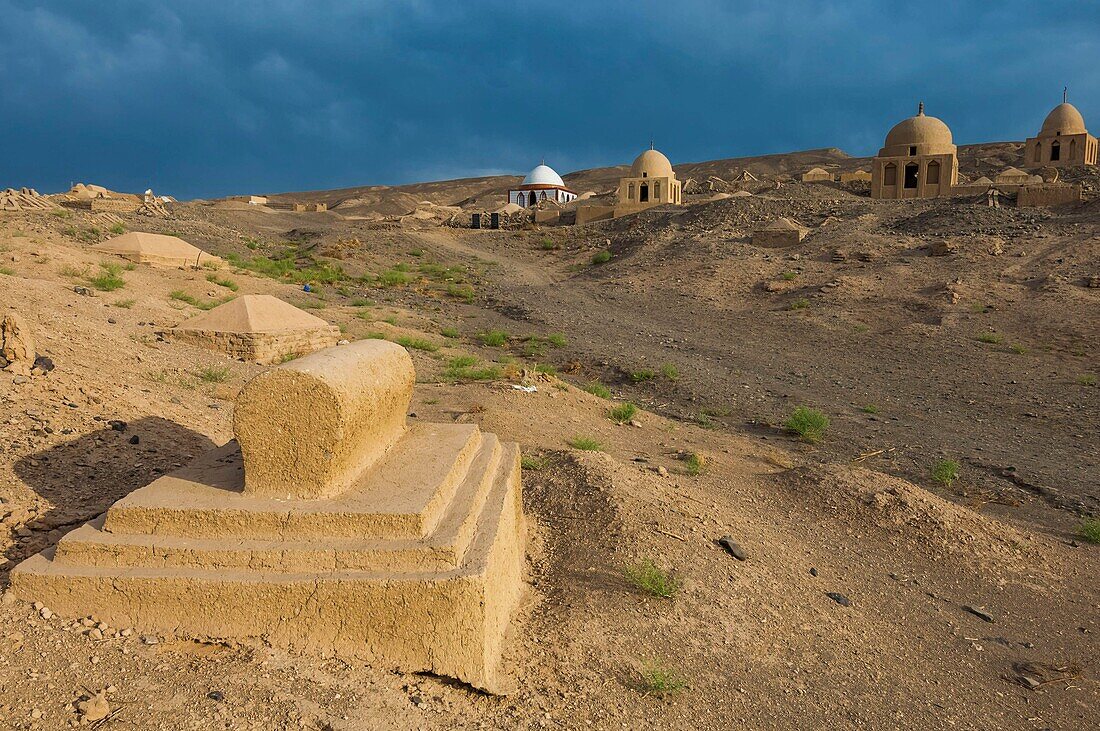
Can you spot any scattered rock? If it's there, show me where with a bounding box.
[825,592,850,607]
[76,691,110,723]
[73,286,95,297]
[717,536,747,561]
[962,605,994,623]
[207,691,225,702]
[109,420,128,432]
[0,313,35,376]
[809,567,818,577]
[129,435,140,445]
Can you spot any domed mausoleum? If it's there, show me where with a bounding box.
[1023,96,1098,168]
[508,163,577,207]
[617,146,682,210]
[871,103,958,199]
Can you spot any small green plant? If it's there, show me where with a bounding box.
[534,362,557,375]
[584,382,611,399]
[976,332,1003,344]
[630,369,656,383]
[278,352,300,364]
[1079,518,1100,544]
[931,459,960,487]
[393,335,439,352]
[623,559,679,598]
[350,297,375,307]
[378,268,411,287]
[441,326,460,338]
[788,298,810,310]
[637,662,687,696]
[447,284,476,302]
[479,329,509,347]
[1078,374,1097,387]
[443,355,501,381]
[683,452,705,476]
[547,332,567,347]
[408,248,424,257]
[1009,343,1028,354]
[205,273,239,291]
[0,267,13,276]
[109,223,126,235]
[609,402,637,424]
[785,406,829,443]
[520,455,546,471]
[591,250,612,265]
[539,237,559,251]
[112,298,136,309]
[860,404,879,414]
[58,264,88,278]
[781,270,798,281]
[566,436,602,451]
[196,365,231,383]
[170,290,234,310]
[660,363,679,380]
[87,263,126,291]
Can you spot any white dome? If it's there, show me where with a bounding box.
[522,164,565,187]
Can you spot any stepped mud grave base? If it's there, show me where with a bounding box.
[12,340,526,691]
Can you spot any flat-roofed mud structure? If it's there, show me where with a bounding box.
[11,340,527,691]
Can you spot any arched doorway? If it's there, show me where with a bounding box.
[883,162,897,186]
[903,162,919,189]
[516,193,526,206]
[1051,140,1061,162]
[639,183,649,202]
[528,191,537,206]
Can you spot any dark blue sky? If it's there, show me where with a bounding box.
[1,1,1097,199]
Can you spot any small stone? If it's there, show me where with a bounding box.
[655,466,669,477]
[826,592,850,607]
[1,591,15,605]
[120,628,133,637]
[717,536,747,561]
[962,605,994,623]
[129,435,140,445]
[207,691,225,702]
[108,420,127,432]
[809,567,818,577]
[77,691,110,722]
[1020,675,1040,690]
[141,635,159,645]
[88,628,103,640]
[39,607,53,620]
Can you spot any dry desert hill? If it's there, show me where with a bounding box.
[0,143,1097,730]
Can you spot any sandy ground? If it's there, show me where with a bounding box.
[0,169,1098,730]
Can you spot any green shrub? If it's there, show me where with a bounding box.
[1078,374,1097,387]
[609,402,637,423]
[196,365,230,383]
[441,326,460,338]
[1079,518,1100,544]
[788,298,810,310]
[479,329,509,347]
[205,273,239,291]
[539,237,559,251]
[661,363,679,380]
[931,459,960,487]
[785,407,829,443]
[976,332,1002,344]
[585,382,612,399]
[534,362,557,375]
[443,355,501,381]
[623,559,679,598]
[683,452,705,476]
[350,297,375,307]
[630,369,656,383]
[547,333,567,347]
[88,263,126,291]
[447,284,476,302]
[860,404,879,414]
[170,290,234,310]
[637,663,687,696]
[393,335,439,352]
[112,298,136,309]
[0,267,13,276]
[591,250,612,265]
[520,455,546,471]
[566,436,602,451]
[781,271,798,281]
[109,223,126,235]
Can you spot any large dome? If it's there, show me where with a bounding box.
[884,110,953,148]
[630,148,675,178]
[1039,102,1087,136]
[521,164,565,187]
[879,103,956,156]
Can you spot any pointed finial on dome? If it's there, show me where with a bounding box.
[1063,86,1068,103]
[650,138,654,150]
[918,101,924,116]
[541,156,545,166]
